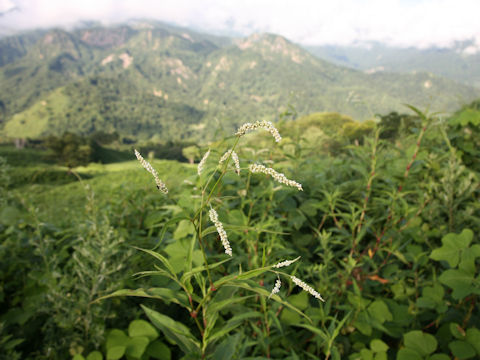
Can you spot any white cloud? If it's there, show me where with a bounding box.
[0,0,17,13]
[0,0,479,49]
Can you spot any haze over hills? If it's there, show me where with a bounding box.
[307,41,480,88]
[0,20,479,142]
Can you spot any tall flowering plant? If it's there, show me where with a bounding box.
[100,121,325,358]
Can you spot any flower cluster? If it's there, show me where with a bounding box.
[134,149,168,194]
[269,279,282,298]
[235,120,282,142]
[198,149,211,176]
[249,164,303,191]
[219,149,241,175]
[273,256,301,268]
[208,208,232,256]
[291,276,324,301]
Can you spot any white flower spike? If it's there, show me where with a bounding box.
[134,149,168,194]
[291,276,324,301]
[236,120,281,142]
[198,149,211,176]
[273,256,301,268]
[219,149,241,175]
[269,279,282,299]
[249,164,303,191]
[209,208,232,256]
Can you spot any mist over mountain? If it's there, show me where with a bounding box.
[0,20,478,142]
[307,41,480,88]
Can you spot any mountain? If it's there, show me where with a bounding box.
[1,22,479,142]
[306,41,480,88]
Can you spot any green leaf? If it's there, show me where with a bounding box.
[439,269,476,300]
[281,306,302,325]
[404,331,437,356]
[73,355,85,360]
[466,328,480,354]
[150,215,191,250]
[106,346,125,360]
[293,324,328,343]
[207,295,254,317]
[134,247,177,278]
[235,266,272,281]
[206,312,261,345]
[430,229,473,268]
[144,211,166,228]
[299,199,319,216]
[86,351,103,360]
[449,341,476,359]
[106,329,128,349]
[397,348,422,360]
[180,258,232,284]
[450,323,466,339]
[128,320,159,341]
[470,244,480,258]
[173,220,194,240]
[370,339,389,353]
[428,355,450,360]
[404,104,427,121]
[417,284,445,311]
[360,348,373,360]
[459,249,477,274]
[223,280,312,323]
[212,333,241,360]
[145,340,171,360]
[125,336,150,359]
[141,305,200,356]
[368,300,392,324]
[287,291,309,311]
[96,288,189,309]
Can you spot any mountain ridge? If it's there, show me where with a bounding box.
[1,22,478,142]
[306,41,480,88]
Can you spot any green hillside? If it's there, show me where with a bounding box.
[1,23,479,142]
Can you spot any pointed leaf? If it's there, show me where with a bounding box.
[134,247,177,278]
[222,280,312,323]
[206,312,261,345]
[96,288,189,309]
[180,258,232,284]
[141,305,200,356]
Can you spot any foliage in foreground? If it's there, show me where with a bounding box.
[0,107,479,359]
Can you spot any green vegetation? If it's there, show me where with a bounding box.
[447,99,480,171]
[1,104,479,359]
[1,23,479,143]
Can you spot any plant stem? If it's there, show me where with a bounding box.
[352,130,379,255]
[196,190,214,289]
[371,122,428,257]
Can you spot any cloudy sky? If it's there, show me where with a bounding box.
[0,0,479,48]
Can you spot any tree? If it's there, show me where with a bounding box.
[182,145,200,164]
[45,132,93,168]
